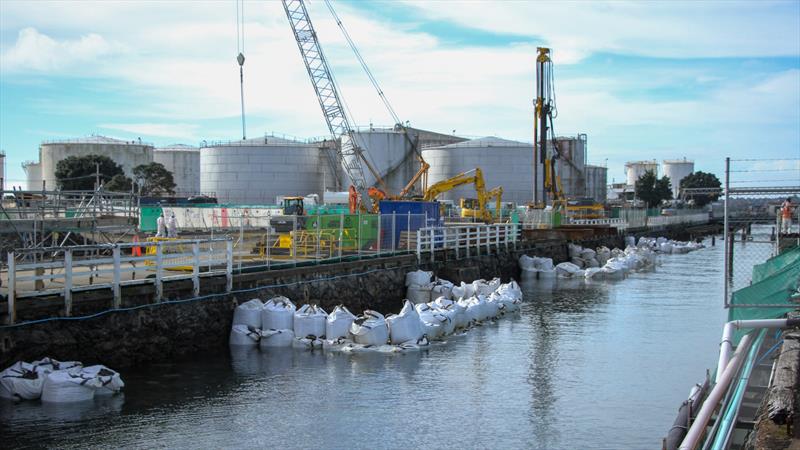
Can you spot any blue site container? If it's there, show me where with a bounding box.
[378,200,442,249]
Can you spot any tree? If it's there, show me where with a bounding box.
[55,154,124,190]
[635,169,673,208]
[680,171,721,207]
[105,174,133,192]
[133,162,176,196]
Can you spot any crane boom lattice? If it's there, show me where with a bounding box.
[282,0,367,195]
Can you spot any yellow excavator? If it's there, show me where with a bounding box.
[461,186,503,220]
[423,168,497,223]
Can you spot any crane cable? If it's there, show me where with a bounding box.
[324,0,401,126]
[236,0,246,140]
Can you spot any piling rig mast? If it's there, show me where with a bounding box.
[282,0,385,210]
[533,47,565,210]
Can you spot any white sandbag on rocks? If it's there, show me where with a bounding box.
[458,297,479,325]
[405,270,433,287]
[386,301,423,344]
[294,304,327,339]
[430,303,457,335]
[406,283,433,304]
[463,296,490,322]
[415,303,448,339]
[0,361,45,401]
[473,278,501,296]
[625,236,636,248]
[484,294,505,318]
[350,310,389,346]
[584,267,605,281]
[261,296,296,331]
[434,297,468,329]
[556,262,584,278]
[326,305,357,340]
[596,247,611,266]
[259,329,295,348]
[568,243,583,259]
[32,357,82,373]
[570,257,586,269]
[80,365,124,396]
[232,298,263,328]
[229,324,261,347]
[490,290,521,313]
[519,254,536,271]
[431,278,454,299]
[496,280,523,302]
[41,370,100,403]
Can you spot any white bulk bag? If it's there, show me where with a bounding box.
[415,304,447,339]
[458,297,479,325]
[430,303,457,336]
[625,236,636,248]
[584,267,605,281]
[259,329,295,348]
[326,305,357,340]
[570,257,586,269]
[519,255,536,271]
[474,278,501,296]
[555,262,584,278]
[32,357,82,373]
[294,304,328,338]
[0,361,45,400]
[431,279,454,300]
[463,296,490,322]
[568,243,583,258]
[80,365,124,396]
[293,336,324,349]
[496,280,523,302]
[232,298,263,328]
[261,296,296,331]
[435,297,468,329]
[41,370,99,403]
[386,301,424,344]
[491,290,521,313]
[349,310,389,346]
[229,324,261,347]
[406,283,433,304]
[405,270,433,287]
[451,282,468,300]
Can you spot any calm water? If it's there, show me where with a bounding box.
[3,236,736,449]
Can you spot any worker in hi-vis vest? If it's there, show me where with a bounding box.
[781,198,795,234]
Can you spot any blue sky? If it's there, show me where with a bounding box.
[1,0,799,189]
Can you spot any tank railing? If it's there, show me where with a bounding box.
[414,223,519,262]
[40,137,154,146]
[3,238,233,324]
[1,189,138,220]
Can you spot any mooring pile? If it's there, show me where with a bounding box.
[520,236,705,282]
[0,358,124,403]
[229,271,523,353]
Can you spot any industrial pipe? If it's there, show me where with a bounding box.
[680,333,754,450]
[716,319,800,383]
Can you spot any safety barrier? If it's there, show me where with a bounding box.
[4,238,232,324]
[414,223,520,262]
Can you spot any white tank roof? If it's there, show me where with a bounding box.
[155,144,198,152]
[437,136,531,149]
[42,135,153,146]
[663,158,694,164]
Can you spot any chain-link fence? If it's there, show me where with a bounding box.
[723,157,800,307]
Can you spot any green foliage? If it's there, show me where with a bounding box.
[55,154,124,190]
[634,170,673,208]
[680,171,722,207]
[133,162,176,196]
[105,174,133,192]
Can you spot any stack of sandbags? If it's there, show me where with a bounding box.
[293,304,327,348]
[406,270,434,304]
[259,296,297,348]
[555,262,585,278]
[0,358,125,404]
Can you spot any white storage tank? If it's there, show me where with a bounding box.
[584,165,608,203]
[154,144,201,196]
[200,136,335,204]
[663,158,695,199]
[422,136,543,206]
[555,134,587,198]
[22,161,42,191]
[625,160,659,186]
[40,136,153,189]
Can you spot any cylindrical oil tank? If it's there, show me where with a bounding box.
[422,137,543,206]
[200,136,335,204]
[342,128,416,194]
[584,165,608,203]
[154,145,200,196]
[22,161,42,190]
[40,136,153,189]
[555,135,587,198]
[662,159,695,199]
[625,160,659,186]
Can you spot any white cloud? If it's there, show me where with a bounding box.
[2,27,125,72]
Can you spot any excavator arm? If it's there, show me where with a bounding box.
[425,168,496,223]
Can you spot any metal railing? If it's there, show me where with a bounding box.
[414,223,519,262]
[4,238,232,324]
[519,208,710,231]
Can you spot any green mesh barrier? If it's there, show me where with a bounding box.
[752,246,800,284]
[728,257,800,337]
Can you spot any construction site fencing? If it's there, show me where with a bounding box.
[722,157,800,307]
[3,238,232,324]
[414,223,520,262]
[519,207,707,230]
